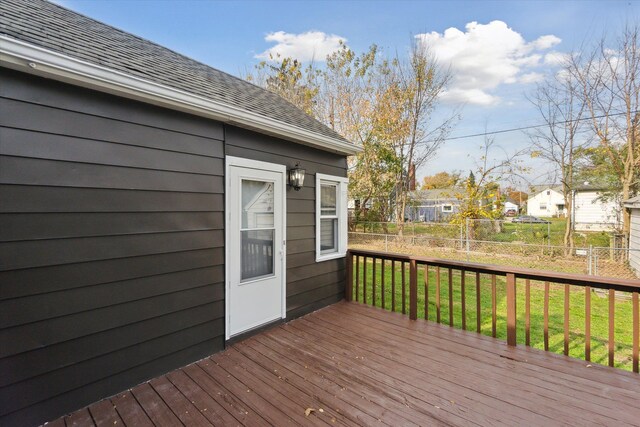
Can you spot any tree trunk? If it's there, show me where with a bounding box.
[563,197,574,256]
[622,180,632,238]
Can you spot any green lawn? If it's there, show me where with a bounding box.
[351,258,637,372]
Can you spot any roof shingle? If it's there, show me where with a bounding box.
[0,0,350,144]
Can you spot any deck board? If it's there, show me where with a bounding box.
[50,301,640,426]
[318,303,638,425]
[87,399,123,427]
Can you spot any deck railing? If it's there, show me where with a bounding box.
[346,248,640,373]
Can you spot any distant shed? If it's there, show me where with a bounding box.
[624,195,640,277]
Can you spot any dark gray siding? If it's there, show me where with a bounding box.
[225,126,348,319]
[0,69,225,426]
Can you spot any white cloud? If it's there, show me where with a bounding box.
[255,31,345,62]
[544,51,570,66]
[519,72,544,84]
[531,35,562,50]
[416,21,561,105]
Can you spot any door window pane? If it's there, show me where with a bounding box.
[320,218,338,253]
[321,184,337,215]
[242,180,274,229]
[241,230,274,281]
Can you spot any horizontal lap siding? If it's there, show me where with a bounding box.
[630,210,640,276]
[225,126,347,320]
[0,69,225,427]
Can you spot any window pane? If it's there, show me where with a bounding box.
[321,184,336,216]
[241,229,274,281]
[242,180,274,229]
[320,218,338,253]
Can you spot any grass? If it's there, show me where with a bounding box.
[352,258,637,372]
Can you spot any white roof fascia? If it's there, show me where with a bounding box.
[0,36,361,156]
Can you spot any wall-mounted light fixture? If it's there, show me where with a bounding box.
[288,163,305,191]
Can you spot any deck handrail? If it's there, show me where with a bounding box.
[346,248,640,373]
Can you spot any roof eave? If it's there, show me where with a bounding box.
[0,36,362,156]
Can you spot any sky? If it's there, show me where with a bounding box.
[56,0,639,186]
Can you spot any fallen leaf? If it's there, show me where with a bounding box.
[305,408,316,417]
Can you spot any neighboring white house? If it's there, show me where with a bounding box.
[504,200,519,214]
[624,195,640,277]
[572,186,622,231]
[527,186,566,217]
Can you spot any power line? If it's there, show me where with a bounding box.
[441,110,640,142]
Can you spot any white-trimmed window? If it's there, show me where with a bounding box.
[316,173,348,261]
[442,204,453,213]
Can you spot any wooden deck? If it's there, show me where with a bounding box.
[48,301,640,426]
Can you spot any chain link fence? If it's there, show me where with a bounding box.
[349,224,640,280]
[350,219,617,248]
[589,247,640,280]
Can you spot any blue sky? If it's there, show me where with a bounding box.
[57,0,638,185]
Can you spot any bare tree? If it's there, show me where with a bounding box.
[528,69,588,253]
[393,42,457,235]
[452,136,528,235]
[568,26,640,238]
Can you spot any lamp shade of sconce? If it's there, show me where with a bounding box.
[288,164,305,191]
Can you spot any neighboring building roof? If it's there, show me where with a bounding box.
[0,0,360,155]
[574,182,614,192]
[528,184,562,196]
[410,188,459,201]
[624,195,640,208]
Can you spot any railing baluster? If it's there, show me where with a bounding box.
[564,284,570,356]
[409,259,417,320]
[609,289,615,367]
[424,265,429,320]
[363,256,367,305]
[402,262,406,315]
[633,291,639,373]
[436,266,441,323]
[346,252,353,302]
[346,249,639,374]
[448,268,454,327]
[544,281,550,352]
[525,279,531,346]
[585,286,591,362]
[506,273,516,347]
[355,255,360,302]
[381,260,386,310]
[391,260,396,312]
[372,257,377,307]
[476,272,481,333]
[461,270,466,330]
[491,274,497,338]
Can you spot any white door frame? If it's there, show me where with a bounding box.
[225,156,287,340]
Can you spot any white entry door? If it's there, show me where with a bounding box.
[226,157,286,339]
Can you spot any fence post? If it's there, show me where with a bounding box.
[588,245,593,275]
[385,234,388,252]
[409,259,418,320]
[506,272,517,346]
[345,251,353,302]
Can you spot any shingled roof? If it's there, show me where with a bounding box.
[0,0,354,150]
